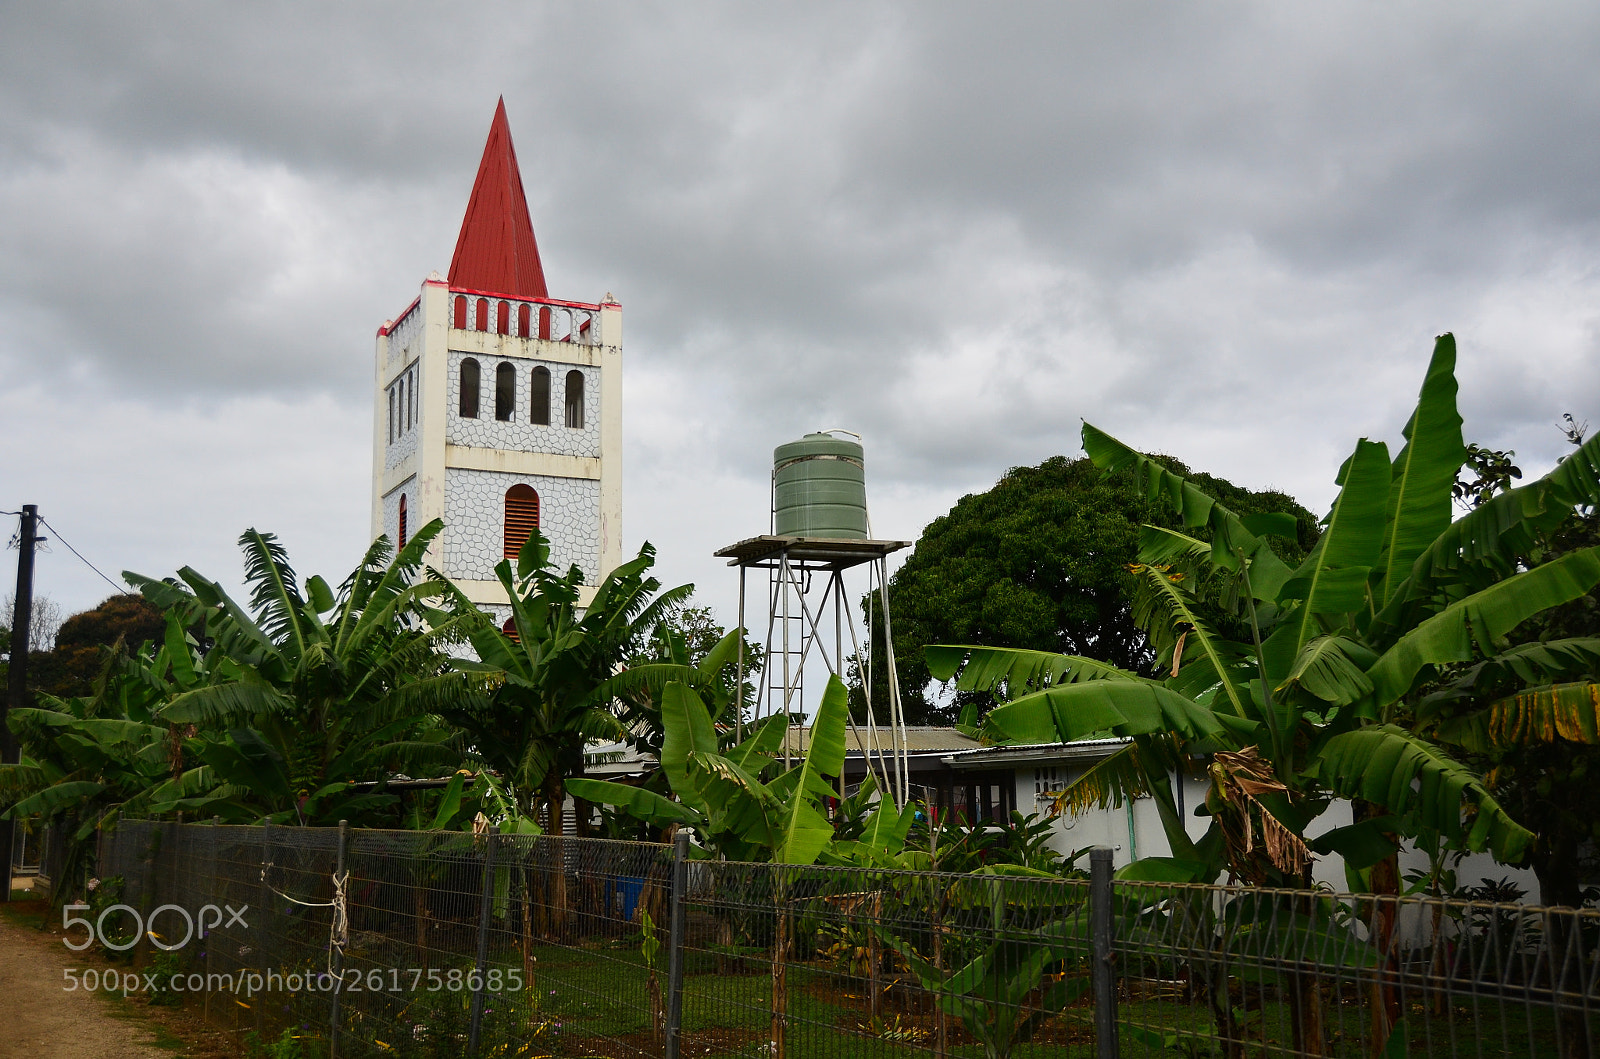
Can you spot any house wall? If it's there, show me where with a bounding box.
[1013,765,1542,898]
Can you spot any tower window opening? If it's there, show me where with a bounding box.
[497,300,510,335]
[504,484,540,562]
[539,306,551,340]
[476,297,489,331]
[531,367,550,425]
[460,358,481,418]
[388,387,395,443]
[501,615,520,643]
[408,368,416,429]
[518,303,531,337]
[565,370,585,428]
[454,295,468,330]
[495,362,515,420]
[398,494,408,547]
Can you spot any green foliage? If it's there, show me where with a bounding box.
[408,527,691,830]
[872,453,1316,724]
[244,1028,313,1059]
[940,333,1600,888]
[570,676,853,863]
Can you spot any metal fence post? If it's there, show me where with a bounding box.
[664,832,689,1059]
[1091,846,1119,1059]
[468,831,500,1055]
[256,821,271,1039]
[329,821,349,1059]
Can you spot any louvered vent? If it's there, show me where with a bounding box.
[504,484,540,562]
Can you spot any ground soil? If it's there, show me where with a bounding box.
[0,899,238,1059]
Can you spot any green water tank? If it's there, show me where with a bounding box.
[773,432,868,539]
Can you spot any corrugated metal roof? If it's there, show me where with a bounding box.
[939,738,1131,768]
[447,98,549,300]
[780,725,981,755]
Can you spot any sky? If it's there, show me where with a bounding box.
[3,3,1600,639]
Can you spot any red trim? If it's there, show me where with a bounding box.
[447,285,603,312]
[377,295,423,337]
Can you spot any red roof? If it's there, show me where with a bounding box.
[447,98,549,300]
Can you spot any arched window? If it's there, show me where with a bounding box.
[504,484,540,561]
[399,375,407,433]
[517,303,531,337]
[388,387,395,442]
[460,358,480,418]
[475,297,489,332]
[453,295,468,329]
[407,369,415,429]
[496,300,510,335]
[495,362,515,420]
[501,615,521,643]
[565,370,585,428]
[539,306,552,340]
[398,495,408,547]
[531,367,551,425]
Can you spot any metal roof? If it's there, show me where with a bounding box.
[937,738,1131,769]
[779,725,981,755]
[714,535,912,570]
[447,98,549,300]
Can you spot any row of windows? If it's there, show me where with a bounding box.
[460,358,585,428]
[394,485,541,562]
[387,364,418,444]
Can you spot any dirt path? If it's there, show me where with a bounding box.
[0,910,172,1059]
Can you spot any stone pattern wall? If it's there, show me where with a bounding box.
[445,349,600,457]
[443,467,600,583]
[384,362,420,470]
[386,300,424,369]
[381,476,416,546]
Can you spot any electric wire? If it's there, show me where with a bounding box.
[37,517,124,593]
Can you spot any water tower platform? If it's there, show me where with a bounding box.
[714,535,912,570]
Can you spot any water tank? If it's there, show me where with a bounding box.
[773,432,868,539]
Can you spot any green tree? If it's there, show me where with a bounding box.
[123,521,462,825]
[1423,418,1600,909]
[870,455,1317,724]
[31,594,165,699]
[415,529,693,837]
[930,334,1600,1055]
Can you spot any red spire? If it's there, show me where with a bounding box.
[447,98,549,299]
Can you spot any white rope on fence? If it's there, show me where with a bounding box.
[261,862,350,974]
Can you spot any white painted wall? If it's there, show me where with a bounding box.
[1013,764,1542,897]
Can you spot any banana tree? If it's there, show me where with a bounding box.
[572,675,852,1059]
[116,520,463,826]
[930,335,1600,1056]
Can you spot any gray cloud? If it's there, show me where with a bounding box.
[3,2,1599,625]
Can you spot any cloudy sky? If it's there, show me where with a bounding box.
[4,3,1599,633]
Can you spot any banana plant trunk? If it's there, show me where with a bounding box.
[1287,889,1327,1057]
[544,781,569,938]
[771,889,790,1059]
[1358,804,1403,1059]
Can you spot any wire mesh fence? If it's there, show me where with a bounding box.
[86,822,1598,1059]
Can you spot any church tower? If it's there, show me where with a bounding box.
[371,99,623,617]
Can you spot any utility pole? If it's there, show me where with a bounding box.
[3,505,41,902]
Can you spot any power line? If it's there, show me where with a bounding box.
[36,516,124,594]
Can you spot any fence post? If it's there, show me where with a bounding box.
[1091,846,1119,1059]
[664,831,689,1059]
[468,831,500,1055]
[329,820,349,1059]
[256,821,270,1039]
